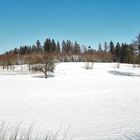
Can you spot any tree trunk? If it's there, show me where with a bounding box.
[45,72,47,79]
[28,63,31,71]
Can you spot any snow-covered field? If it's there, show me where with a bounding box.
[0,62,140,140]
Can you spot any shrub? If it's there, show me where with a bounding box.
[85,62,94,70]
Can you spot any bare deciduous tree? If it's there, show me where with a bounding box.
[32,53,56,78]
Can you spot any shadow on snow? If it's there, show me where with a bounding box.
[108,70,140,77]
[32,74,55,79]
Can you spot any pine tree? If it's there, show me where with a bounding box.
[136,34,140,64]
[74,41,81,54]
[120,43,132,63]
[109,41,115,61]
[98,43,102,52]
[44,38,51,53]
[115,42,121,62]
[62,40,66,54]
[36,40,42,53]
[56,41,60,53]
[104,42,108,52]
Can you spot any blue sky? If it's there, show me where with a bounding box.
[0,0,140,53]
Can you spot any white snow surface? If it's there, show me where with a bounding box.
[0,62,140,140]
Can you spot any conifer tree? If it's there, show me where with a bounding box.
[44,38,51,53]
[115,42,121,62]
[109,41,115,61]
[98,43,102,52]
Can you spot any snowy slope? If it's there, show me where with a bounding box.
[0,63,140,140]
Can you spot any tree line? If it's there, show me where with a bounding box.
[6,39,81,55]
[0,33,140,69]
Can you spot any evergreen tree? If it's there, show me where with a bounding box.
[74,41,81,54]
[120,43,131,63]
[135,34,140,64]
[32,45,37,53]
[36,40,41,48]
[62,40,66,54]
[98,43,102,52]
[36,40,42,52]
[44,38,51,53]
[104,42,108,52]
[51,39,56,52]
[109,41,115,61]
[115,42,121,62]
[56,41,60,53]
[13,48,19,55]
[66,40,73,54]
[109,41,115,53]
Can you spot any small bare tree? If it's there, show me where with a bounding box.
[32,53,56,78]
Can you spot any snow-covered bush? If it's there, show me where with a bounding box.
[84,54,94,70]
[85,62,94,70]
[116,62,120,68]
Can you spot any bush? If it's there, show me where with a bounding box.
[85,62,94,70]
